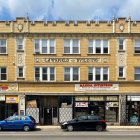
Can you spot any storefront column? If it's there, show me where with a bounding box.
[18,94,25,115]
[120,95,127,125]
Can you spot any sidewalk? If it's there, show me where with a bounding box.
[36,125,140,131]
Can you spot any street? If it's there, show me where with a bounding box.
[0,129,140,140]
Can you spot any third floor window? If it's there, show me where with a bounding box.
[34,39,55,54]
[64,39,80,54]
[88,40,109,54]
[134,40,140,54]
[0,39,6,54]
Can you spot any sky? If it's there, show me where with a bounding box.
[0,0,140,21]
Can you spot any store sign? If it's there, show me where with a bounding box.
[75,84,119,91]
[0,83,18,92]
[0,95,5,101]
[75,102,88,107]
[6,96,18,103]
[127,96,140,101]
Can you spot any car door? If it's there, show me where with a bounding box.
[87,115,98,129]
[3,116,16,129]
[76,116,88,130]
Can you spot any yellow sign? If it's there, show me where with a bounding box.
[6,96,18,103]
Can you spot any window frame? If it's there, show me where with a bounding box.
[118,38,125,51]
[17,66,24,78]
[63,39,80,54]
[88,67,109,81]
[118,66,125,78]
[134,67,140,81]
[34,67,55,81]
[64,67,80,82]
[0,67,7,81]
[134,40,140,54]
[88,39,109,54]
[16,38,24,51]
[34,39,56,54]
[0,39,7,54]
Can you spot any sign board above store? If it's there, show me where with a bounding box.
[127,96,140,101]
[0,83,18,92]
[75,83,119,91]
[6,96,18,103]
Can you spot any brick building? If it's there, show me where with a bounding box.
[0,17,140,125]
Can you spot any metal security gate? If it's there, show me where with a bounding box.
[59,108,73,123]
[26,108,39,123]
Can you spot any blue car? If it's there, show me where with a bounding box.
[0,115,36,131]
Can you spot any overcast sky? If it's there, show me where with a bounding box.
[0,0,140,21]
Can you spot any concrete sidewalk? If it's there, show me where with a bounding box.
[36,125,140,131]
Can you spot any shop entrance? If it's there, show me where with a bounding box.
[44,108,52,125]
[5,104,18,117]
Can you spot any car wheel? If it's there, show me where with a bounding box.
[96,125,103,131]
[67,125,74,131]
[23,125,30,132]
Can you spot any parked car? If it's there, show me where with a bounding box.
[61,115,106,131]
[0,115,36,131]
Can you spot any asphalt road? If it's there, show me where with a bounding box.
[0,129,140,140]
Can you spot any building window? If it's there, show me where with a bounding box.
[88,67,109,81]
[118,38,125,50]
[118,67,125,78]
[134,40,140,53]
[64,67,79,81]
[35,67,55,81]
[34,39,55,54]
[0,39,6,54]
[0,67,7,81]
[88,40,109,54]
[17,67,24,78]
[17,39,24,51]
[64,39,80,54]
[134,67,140,80]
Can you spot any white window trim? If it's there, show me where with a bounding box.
[118,38,125,51]
[16,38,24,51]
[0,67,7,81]
[118,66,125,78]
[64,67,80,82]
[35,67,56,81]
[88,67,109,81]
[34,39,56,54]
[17,66,24,78]
[0,39,7,54]
[63,39,80,54]
[88,40,109,54]
[134,67,140,81]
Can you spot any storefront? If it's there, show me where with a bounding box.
[74,95,119,122]
[126,96,140,125]
[0,95,18,120]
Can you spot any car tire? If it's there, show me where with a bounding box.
[23,125,30,132]
[67,125,74,131]
[96,125,103,131]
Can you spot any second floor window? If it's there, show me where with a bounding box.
[0,39,6,54]
[17,67,24,78]
[134,67,140,80]
[88,67,109,81]
[88,40,109,54]
[0,67,7,81]
[17,39,24,51]
[134,40,140,53]
[64,39,80,54]
[34,39,55,54]
[35,67,55,81]
[64,67,79,81]
[118,67,125,78]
